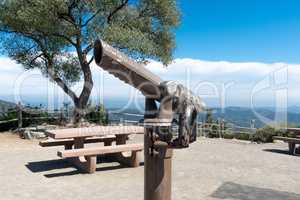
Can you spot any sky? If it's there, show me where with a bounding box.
[0,0,300,109]
[175,0,300,62]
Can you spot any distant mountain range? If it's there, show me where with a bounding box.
[209,107,300,128]
[287,106,300,114]
[108,106,300,128]
[0,98,300,128]
[0,99,16,117]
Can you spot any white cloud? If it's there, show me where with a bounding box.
[147,58,297,77]
[0,56,299,107]
[0,57,21,72]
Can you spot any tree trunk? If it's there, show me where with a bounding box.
[72,62,94,125]
[73,88,92,124]
[48,63,93,125]
[45,30,94,125]
[70,32,94,125]
[73,101,83,125]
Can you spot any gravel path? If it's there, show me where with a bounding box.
[0,133,299,200]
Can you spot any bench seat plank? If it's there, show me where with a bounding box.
[39,135,116,147]
[273,136,300,143]
[58,143,143,158]
[58,143,143,173]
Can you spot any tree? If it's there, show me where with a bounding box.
[0,0,180,123]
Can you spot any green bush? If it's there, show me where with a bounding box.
[235,132,251,141]
[85,104,107,125]
[206,124,221,138]
[223,133,234,139]
[251,126,286,143]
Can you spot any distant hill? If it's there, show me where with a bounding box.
[107,106,300,128]
[209,107,300,128]
[287,106,300,114]
[0,100,16,117]
[0,98,299,128]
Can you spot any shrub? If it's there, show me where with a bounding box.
[85,104,107,125]
[206,124,221,138]
[223,133,234,139]
[235,132,251,141]
[251,126,286,143]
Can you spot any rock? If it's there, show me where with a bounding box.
[23,130,33,140]
[36,125,57,131]
[35,126,47,132]
[46,125,58,130]
[30,131,46,139]
[18,126,49,139]
[19,127,36,132]
[65,123,75,128]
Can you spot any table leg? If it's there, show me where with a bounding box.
[104,139,113,146]
[67,156,97,174]
[114,134,134,166]
[68,137,96,173]
[288,142,296,155]
[74,138,85,149]
[64,144,73,150]
[116,134,128,145]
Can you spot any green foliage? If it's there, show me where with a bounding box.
[85,104,108,125]
[0,0,180,123]
[235,132,251,141]
[206,124,219,138]
[251,126,286,143]
[0,0,180,70]
[223,132,234,139]
[204,124,288,143]
[0,108,17,121]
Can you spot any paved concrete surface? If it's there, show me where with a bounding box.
[0,133,299,200]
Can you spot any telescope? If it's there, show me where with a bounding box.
[94,40,205,148]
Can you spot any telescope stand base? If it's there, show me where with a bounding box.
[144,127,173,200]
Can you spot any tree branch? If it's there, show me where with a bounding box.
[48,68,79,102]
[107,0,129,24]
[81,8,102,27]
[88,56,94,65]
[83,43,93,54]
[56,0,79,28]
[29,53,44,66]
[0,27,76,47]
[51,32,76,46]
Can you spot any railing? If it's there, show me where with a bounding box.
[0,106,258,136]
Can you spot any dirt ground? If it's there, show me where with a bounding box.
[0,133,299,200]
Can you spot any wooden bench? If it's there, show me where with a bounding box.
[42,126,144,173]
[39,135,117,149]
[273,136,300,155]
[57,143,143,173]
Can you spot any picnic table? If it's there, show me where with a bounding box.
[40,126,144,173]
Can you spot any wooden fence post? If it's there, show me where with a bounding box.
[17,102,22,129]
[59,107,65,125]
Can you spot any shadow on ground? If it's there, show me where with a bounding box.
[26,158,144,178]
[211,182,300,200]
[263,148,300,156]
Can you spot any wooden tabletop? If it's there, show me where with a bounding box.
[46,126,144,139]
[287,128,300,134]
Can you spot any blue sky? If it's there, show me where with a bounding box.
[0,1,300,109]
[175,0,300,63]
